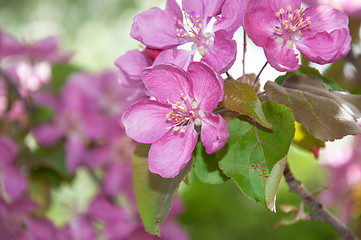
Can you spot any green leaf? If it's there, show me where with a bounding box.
[265,74,361,141]
[275,65,344,91]
[51,64,80,93]
[293,122,325,157]
[34,106,54,123]
[193,142,229,184]
[222,79,272,129]
[217,102,295,210]
[132,144,193,236]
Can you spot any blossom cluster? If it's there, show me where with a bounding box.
[120,0,352,178]
[0,30,188,239]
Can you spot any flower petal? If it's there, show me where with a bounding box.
[32,124,63,147]
[166,0,183,20]
[264,38,300,72]
[182,0,225,22]
[114,50,152,87]
[200,113,229,154]
[65,134,86,173]
[148,126,197,178]
[187,62,223,112]
[304,5,350,37]
[268,0,300,12]
[142,64,193,103]
[3,165,27,201]
[130,8,185,49]
[202,30,237,73]
[243,0,279,46]
[0,136,18,164]
[213,0,247,35]
[153,48,193,71]
[122,99,172,143]
[296,29,351,64]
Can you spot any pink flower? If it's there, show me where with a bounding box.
[0,136,27,202]
[303,0,361,19]
[244,0,352,72]
[122,62,229,178]
[130,0,246,73]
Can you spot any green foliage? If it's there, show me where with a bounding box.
[275,65,344,91]
[51,64,80,93]
[217,101,295,210]
[193,142,229,184]
[265,74,361,141]
[132,144,193,236]
[222,79,272,129]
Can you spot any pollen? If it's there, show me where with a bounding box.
[274,5,312,40]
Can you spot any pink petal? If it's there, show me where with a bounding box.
[153,48,194,71]
[26,37,72,63]
[200,113,229,154]
[122,99,172,143]
[187,62,223,112]
[31,124,63,147]
[263,38,300,72]
[296,29,351,64]
[114,50,152,87]
[68,215,97,240]
[88,195,137,239]
[27,219,57,240]
[166,0,183,20]
[160,221,189,240]
[0,136,18,164]
[65,134,86,173]
[243,0,279,46]
[268,0,300,12]
[3,165,27,201]
[103,163,133,198]
[202,30,237,73]
[130,8,185,49]
[304,5,350,37]
[0,30,24,58]
[182,0,225,22]
[148,126,197,178]
[142,64,193,104]
[213,0,247,35]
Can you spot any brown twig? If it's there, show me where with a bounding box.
[0,68,34,116]
[252,62,268,88]
[283,163,359,240]
[242,31,247,83]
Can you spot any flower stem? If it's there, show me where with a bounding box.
[252,62,268,88]
[283,163,359,240]
[0,68,34,116]
[242,31,247,83]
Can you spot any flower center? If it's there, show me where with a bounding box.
[274,6,311,42]
[175,12,214,57]
[165,94,198,133]
[176,12,203,39]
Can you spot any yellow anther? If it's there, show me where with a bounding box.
[276,12,280,18]
[180,127,186,133]
[287,6,292,12]
[167,99,171,104]
[288,14,293,20]
[173,126,180,131]
[279,8,284,14]
[307,20,311,25]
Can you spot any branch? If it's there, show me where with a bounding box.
[283,163,359,240]
[0,68,34,116]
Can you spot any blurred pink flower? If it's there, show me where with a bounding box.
[0,136,27,202]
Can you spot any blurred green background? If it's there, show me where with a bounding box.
[0,0,342,239]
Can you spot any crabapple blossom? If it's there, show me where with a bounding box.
[122,62,229,178]
[130,0,246,73]
[244,0,352,71]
